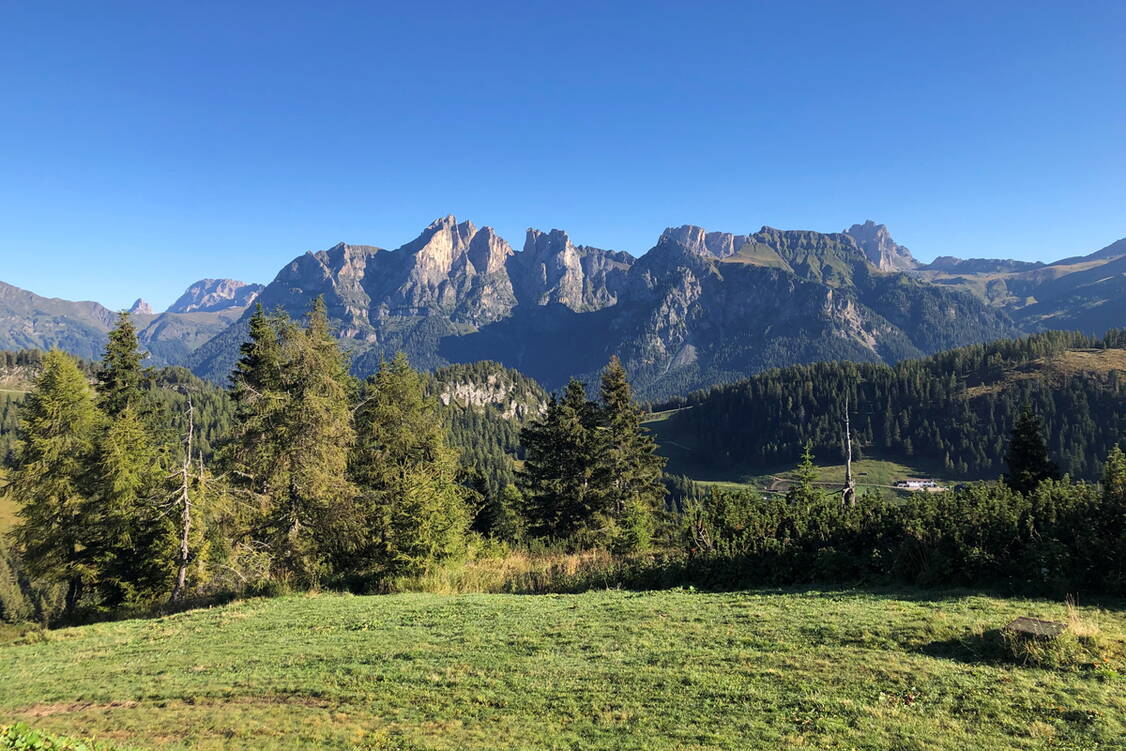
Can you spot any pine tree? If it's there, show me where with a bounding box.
[591,357,666,552]
[10,350,104,615]
[1004,408,1059,494]
[350,353,468,575]
[98,311,148,418]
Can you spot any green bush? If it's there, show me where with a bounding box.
[0,723,119,751]
[666,448,1126,595]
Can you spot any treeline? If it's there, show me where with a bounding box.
[663,440,1126,596]
[0,349,234,464]
[0,302,665,623]
[426,361,548,512]
[0,304,469,621]
[660,329,1126,479]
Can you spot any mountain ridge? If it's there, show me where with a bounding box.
[3,217,1122,400]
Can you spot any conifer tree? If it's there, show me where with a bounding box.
[169,395,228,604]
[350,353,468,575]
[518,379,599,540]
[1004,408,1059,494]
[98,311,148,418]
[274,297,357,582]
[221,304,288,500]
[10,350,104,615]
[1103,445,1126,507]
[87,404,169,607]
[224,298,356,584]
[787,442,822,505]
[591,357,666,552]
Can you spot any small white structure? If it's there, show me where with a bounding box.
[893,478,939,490]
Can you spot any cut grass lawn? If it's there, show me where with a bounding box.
[2,589,1124,750]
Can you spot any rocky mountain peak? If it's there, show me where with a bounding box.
[128,298,153,315]
[658,226,750,258]
[844,220,918,271]
[167,279,264,314]
[524,227,570,254]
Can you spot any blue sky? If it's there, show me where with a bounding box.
[2,1,1124,310]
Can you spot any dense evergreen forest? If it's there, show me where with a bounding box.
[424,361,548,511]
[658,330,1126,480]
[0,304,662,623]
[1,351,541,515]
[0,349,235,464]
[2,317,1125,626]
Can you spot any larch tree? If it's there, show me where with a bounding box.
[10,350,104,615]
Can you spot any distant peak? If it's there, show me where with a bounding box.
[166,279,263,314]
[128,298,153,315]
[843,221,918,271]
[524,227,573,255]
[658,225,748,258]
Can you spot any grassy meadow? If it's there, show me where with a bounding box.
[3,588,1124,750]
[645,408,962,494]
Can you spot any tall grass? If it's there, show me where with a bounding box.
[382,549,639,594]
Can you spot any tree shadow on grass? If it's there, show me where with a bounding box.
[915,628,1010,666]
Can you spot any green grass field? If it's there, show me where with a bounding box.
[3,589,1124,750]
[644,408,963,495]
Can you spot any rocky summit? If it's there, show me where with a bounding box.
[167,279,264,313]
[187,216,1018,398]
[2,216,1121,400]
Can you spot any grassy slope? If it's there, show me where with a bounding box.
[2,590,1124,750]
[645,409,963,493]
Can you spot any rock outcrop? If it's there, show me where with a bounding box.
[844,220,919,271]
[167,279,263,314]
[128,298,153,315]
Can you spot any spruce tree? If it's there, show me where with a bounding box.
[87,405,169,607]
[273,297,357,582]
[10,350,104,615]
[98,311,148,418]
[787,442,822,505]
[518,379,598,540]
[221,304,288,500]
[591,357,666,552]
[350,353,468,575]
[1004,408,1059,494]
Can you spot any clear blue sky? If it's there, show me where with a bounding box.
[2,1,1124,311]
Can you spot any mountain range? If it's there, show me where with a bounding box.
[2,218,1123,399]
[0,278,262,365]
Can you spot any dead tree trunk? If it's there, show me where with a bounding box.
[171,396,194,604]
[842,396,857,508]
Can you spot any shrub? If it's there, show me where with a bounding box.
[1,723,119,750]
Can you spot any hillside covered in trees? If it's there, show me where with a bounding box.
[658,330,1126,480]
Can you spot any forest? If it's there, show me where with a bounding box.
[658,329,1126,480]
[0,310,1124,627]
